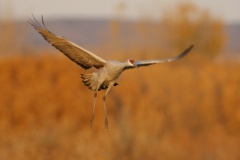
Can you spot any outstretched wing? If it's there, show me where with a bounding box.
[125,45,193,70]
[29,16,106,70]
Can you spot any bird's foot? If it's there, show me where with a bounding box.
[90,115,94,129]
[105,118,108,130]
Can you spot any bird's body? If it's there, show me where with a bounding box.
[29,16,193,129]
[81,60,126,91]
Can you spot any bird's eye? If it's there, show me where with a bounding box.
[129,59,134,64]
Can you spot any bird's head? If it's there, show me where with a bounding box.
[126,59,137,68]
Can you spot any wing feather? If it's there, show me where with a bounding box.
[125,45,193,70]
[29,16,106,70]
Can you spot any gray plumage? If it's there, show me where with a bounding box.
[29,16,193,129]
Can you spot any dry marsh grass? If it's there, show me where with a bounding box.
[0,53,240,159]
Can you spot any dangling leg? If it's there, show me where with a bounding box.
[103,83,114,129]
[90,92,97,128]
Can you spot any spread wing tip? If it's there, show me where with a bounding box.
[28,15,48,31]
[177,44,194,59]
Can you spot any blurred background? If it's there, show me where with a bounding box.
[0,0,240,159]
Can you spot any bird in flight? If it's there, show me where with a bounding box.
[29,16,193,129]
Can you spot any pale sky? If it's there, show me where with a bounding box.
[0,0,240,24]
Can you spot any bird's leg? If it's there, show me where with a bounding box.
[103,83,114,129]
[103,95,108,129]
[90,92,97,129]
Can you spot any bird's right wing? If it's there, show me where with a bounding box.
[125,45,193,70]
[29,16,106,70]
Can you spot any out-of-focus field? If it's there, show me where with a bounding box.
[0,53,240,160]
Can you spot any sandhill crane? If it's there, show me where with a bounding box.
[29,16,193,129]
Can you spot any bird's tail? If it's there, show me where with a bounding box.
[81,73,119,91]
[81,73,98,91]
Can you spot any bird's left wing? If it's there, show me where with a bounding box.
[125,45,193,70]
[29,16,107,70]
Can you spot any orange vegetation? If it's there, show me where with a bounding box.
[161,3,226,57]
[0,53,240,160]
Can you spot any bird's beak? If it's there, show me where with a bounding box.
[134,63,138,68]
